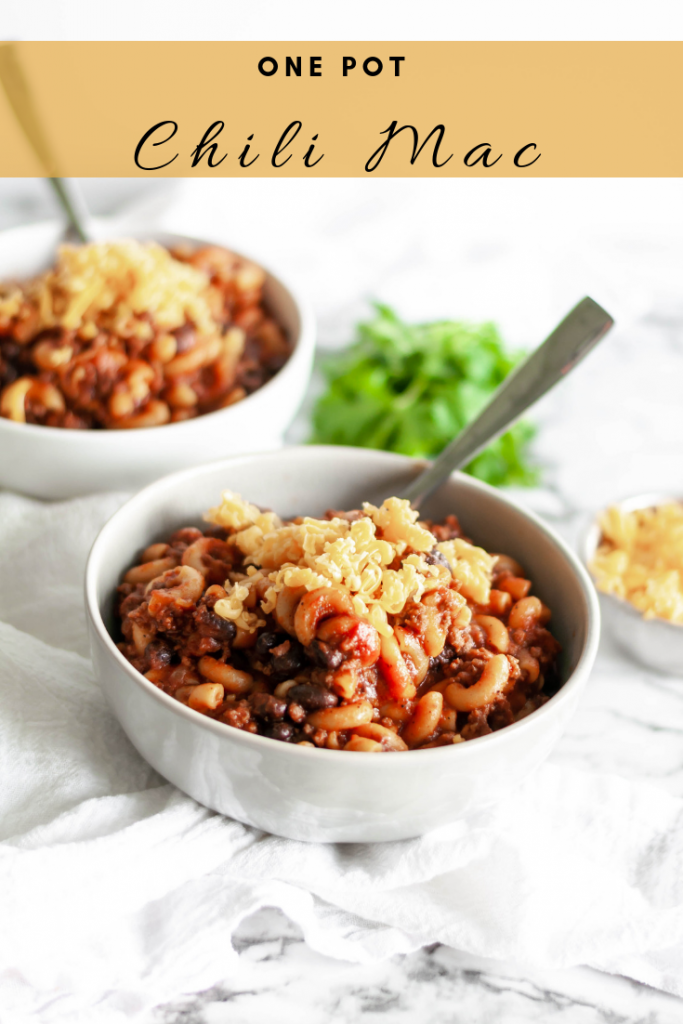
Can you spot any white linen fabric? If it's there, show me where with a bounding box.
[1,489,683,1023]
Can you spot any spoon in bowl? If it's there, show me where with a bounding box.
[0,42,93,242]
[401,296,614,508]
[44,178,92,243]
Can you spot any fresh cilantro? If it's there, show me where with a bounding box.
[310,304,538,487]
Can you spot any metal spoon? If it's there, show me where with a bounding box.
[401,296,614,508]
[45,178,92,243]
[0,42,93,241]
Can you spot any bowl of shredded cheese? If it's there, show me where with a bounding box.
[584,493,683,675]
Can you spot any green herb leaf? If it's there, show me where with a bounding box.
[310,304,539,488]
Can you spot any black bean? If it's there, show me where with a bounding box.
[145,640,173,670]
[288,683,338,711]
[195,604,236,642]
[204,524,229,540]
[306,639,344,670]
[248,692,288,721]
[430,644,456,669]
[255,630,285,657]
[271,642,306,677]
[267,722,294,743]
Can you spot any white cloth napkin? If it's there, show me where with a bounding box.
[2,490,683,1024]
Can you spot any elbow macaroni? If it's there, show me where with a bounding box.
[116,494,562,752]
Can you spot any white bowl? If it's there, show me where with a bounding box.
[0,221,315,500]
[582,492,683,676]
[85,447,600,843]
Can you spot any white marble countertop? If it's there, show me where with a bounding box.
[3,177,683,1023]
[153,907,683,1024]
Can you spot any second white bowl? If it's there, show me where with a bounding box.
[0,221,315,500]
[582,492,683,676]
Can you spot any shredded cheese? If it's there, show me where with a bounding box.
[205,491,494,634]
[0,240,217,342]
[591,503,683,623]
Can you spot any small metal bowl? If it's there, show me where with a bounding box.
[582,492,683,676]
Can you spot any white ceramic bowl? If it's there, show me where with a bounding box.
[85,447,600,843]
[582,492,683,676]
[0,221,315,500]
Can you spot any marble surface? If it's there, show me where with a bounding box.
[153,908,683,1024]
[3,178,683,1022]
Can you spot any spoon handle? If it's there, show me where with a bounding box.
[401,296,614,508]
[47,177,92,243]
[0,43,92,242]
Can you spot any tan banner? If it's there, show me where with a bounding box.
[0,41,680,177]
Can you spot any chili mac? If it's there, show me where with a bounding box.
[116,493,561,751]
[0,240,290,429]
